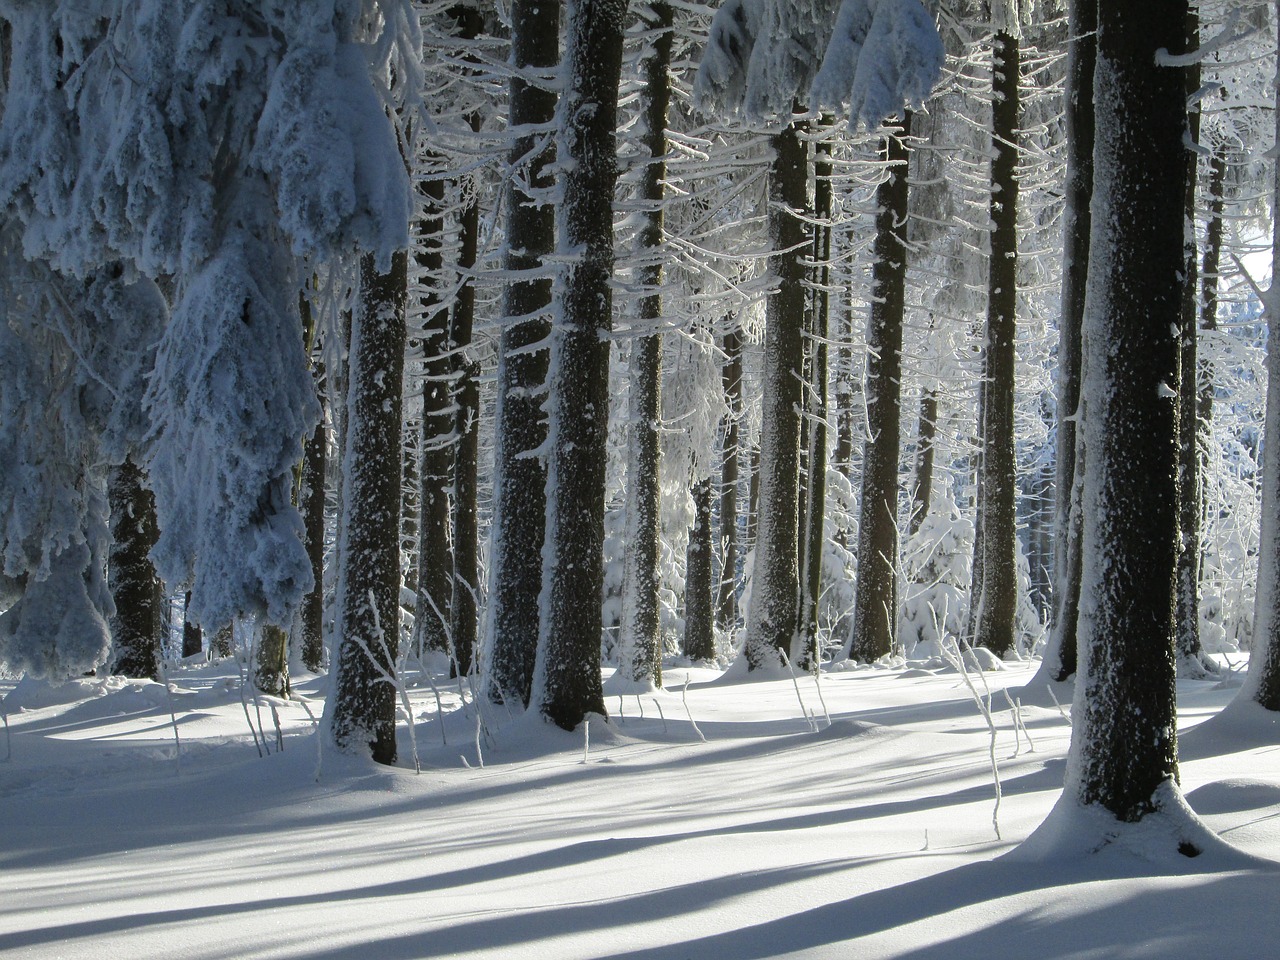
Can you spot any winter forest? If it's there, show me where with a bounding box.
[7,0,1280,956]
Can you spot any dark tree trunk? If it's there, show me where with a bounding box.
[329,251,408,765]
[798,128,833,667]
[449,104,484,684]
[109,458,163,680]
[717,326,743,633]
[850,118,911,663]
[182,591,203,659]
[974,32,1020,659]
[909,389,937,536]
[212,623,235,659]
[486,0,559,709]
[1070,0,1186,819]
[1175,11,1210,677]
[744,119,807,669]
[685,475,717,660]
[1040,0,1095,685]
[620,0,674,687]
[533,0,627,729]
[256,623,289,697]
[300,394,327,673]
[414,167,455,666]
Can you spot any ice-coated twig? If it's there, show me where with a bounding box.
[473,707,485,769]
[269,702,284,753]
[780,650,819,733]
[812,658,832,728]
[652,698,668,734]
[351,590,420,773]
[681,678,706,742]
[425,670,448,746]
[1046,683,1071,724]
[1003,689,1035,753]
[942,636,1001,841]
[581,719,590,765]
[156,659,183,766]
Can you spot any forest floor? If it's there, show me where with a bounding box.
[3,652,1279,959]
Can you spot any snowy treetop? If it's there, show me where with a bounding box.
[695,0,944,129]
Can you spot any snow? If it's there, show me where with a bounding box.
[4,657,1280,959]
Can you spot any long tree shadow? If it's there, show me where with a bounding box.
[0,760,1067,955]
[591,856,1280,960]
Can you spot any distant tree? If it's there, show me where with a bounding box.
[1031,0,1094,688]
[849,116,912,663]
[108,458,164,680]
[620,1,676,688]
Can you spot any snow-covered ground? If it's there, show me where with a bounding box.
[3,656,1279,959]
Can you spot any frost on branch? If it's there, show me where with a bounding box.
[695,0,943,128]
[255,41,412,264]
[0,253,162,676]
[145,228,319,632]
[810,0,945,128]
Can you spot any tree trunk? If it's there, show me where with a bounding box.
[182,591,203,658]
[486,0,559,709]
[1242,1,1280,713]
[974,32,1020,659]
[1069,0,1186,819]
[685,475,716,660]
[1039,0,1095,685]
[256,623,289,697]
[532,0,628,730]
[717,326,743,633]
[449,103,484,685]
[620,0,674,687]
[414,167,455,666]
[850,118,911,663]
[909,389,937,536]
[798,128,833,667]
[300,394,327,673]
[1176,10,1210,677]
[109,457,163,680]
[328,250,408,765]
[745,119,807,670]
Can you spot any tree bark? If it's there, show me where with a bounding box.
[717,326,743,633]
[850,118,911,663]
[744,119,807,670]
[798,127,833,667]
[532,0,628,729]
[300,391,327,673]
[909,389,937,536]
[328,250,408,765]
[414,166,455,666]
[1039,0,1095,685]
[1176,10,1210,677]
[974,32,1020,659]
[182,591,203,659]
[620,0,674,687]
[449,102,484,684]
[109,457,163,680]
[486,0,559,709]
[1069,0,1186,818]
[685,475,716,660]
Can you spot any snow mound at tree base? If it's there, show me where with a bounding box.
[1006,780,1270,869]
